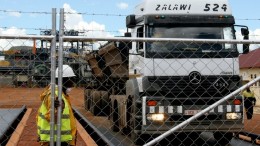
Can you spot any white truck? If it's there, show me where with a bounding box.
[84,0,249,145]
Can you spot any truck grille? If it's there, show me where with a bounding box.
[147,76,240,97]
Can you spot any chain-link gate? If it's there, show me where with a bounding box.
[1,7,260,146]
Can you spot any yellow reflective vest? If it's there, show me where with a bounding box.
[36,86,76,145]
[242,90,255,98]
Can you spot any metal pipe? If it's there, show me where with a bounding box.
[62,36,260,44]
[1,33,259,44]
[56,8,64,146]
[144,76,260,146]
[0,35,53,40]
[50,8,56,146]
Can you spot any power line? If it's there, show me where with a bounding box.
[0,9,52,14]
[2,9,260,20]
[64,12,127,17]
[0,26,123,35]
[236,18,260,21]
[0,27,51,31]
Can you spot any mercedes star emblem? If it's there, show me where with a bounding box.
[189,71,201,84]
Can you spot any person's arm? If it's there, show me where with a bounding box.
[44,93,66,123]
[43,95,52,122]
[253,92,256,105]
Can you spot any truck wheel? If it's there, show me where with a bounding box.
[126,80,143,144]
[130,112,143,145]
[213,132,233,146]
[111,100,119,132]
[100,91,109,116]
[130,101,143,145]
[90,90,101,116]
[84,89,91,110]
[122,97,132,136]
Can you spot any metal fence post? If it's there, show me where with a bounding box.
[50,8,57,146]
[56,8,64,146]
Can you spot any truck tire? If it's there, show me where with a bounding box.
[213,132,233,146]
[111,100,120,132]
[100,91,109,116]
[90,90,101,116]
[126,79,143,145]
[130,113,143,145]
[129,95,144,145]
[84,89,91,110]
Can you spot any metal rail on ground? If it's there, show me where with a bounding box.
[0,105,27,146]
[72,107,114,146]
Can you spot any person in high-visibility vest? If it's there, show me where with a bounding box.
[36,65,77,146]
[242,87,256,120]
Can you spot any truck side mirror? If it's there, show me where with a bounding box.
[241,28,249,36]
[126,15,136,28]
[241,28,249,54]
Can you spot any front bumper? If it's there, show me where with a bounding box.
[140,121,244,134]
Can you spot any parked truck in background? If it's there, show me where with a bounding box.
[84,0,250,145]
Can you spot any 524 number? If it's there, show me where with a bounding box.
[204,4,227,12]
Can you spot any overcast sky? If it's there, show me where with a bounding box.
[0,0,259,50]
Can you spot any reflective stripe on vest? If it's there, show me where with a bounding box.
[37,90,72,142]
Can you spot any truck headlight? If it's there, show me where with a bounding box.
[226,113,242,120]
[147,114,165,121]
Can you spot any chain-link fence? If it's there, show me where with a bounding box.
[1,8,260,146]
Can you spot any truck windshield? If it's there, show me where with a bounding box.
[147,27,236,53]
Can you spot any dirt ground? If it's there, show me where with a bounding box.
[244,108,260,135]
[0,87,85,108]
[1,87,260,145]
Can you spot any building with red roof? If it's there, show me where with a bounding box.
[239,48,260,69]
